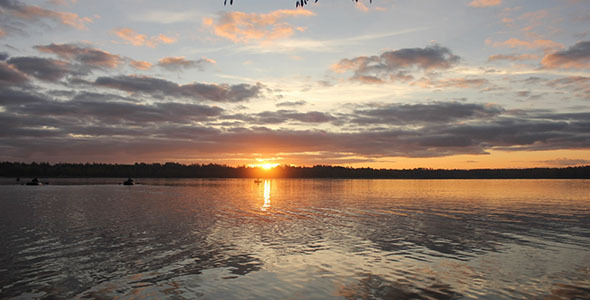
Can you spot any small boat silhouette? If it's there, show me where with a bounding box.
[25,177,42,186]
[123,178,135,185]
[254,179,262,184]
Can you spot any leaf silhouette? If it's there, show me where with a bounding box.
[226,0,372,7]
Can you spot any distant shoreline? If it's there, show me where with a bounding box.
[1,162,589,179]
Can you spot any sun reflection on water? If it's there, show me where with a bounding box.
[262,180,271,211]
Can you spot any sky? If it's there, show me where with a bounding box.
[0,0,589,169]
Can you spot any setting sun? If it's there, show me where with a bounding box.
[247,162,280,170]
[261,163,280,170]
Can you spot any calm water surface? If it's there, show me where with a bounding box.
[0,179,589,299]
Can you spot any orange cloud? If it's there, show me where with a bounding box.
[157,56,216,71]
[492,38,563,50]
[203,9,315,43]
[129,60,152,70]
[488,53,538,61]
[4,1,92,30]
[541,41,590,69]
[469,0,501,7]
[355,2,369,12]
[35,43,123,68]
[112,28,177,47]
[518,10,548,32]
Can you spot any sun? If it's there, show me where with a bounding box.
[260,163,279,170]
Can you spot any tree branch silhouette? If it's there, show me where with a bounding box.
[224,0,372,7]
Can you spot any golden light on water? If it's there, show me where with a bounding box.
[262,180,271,211]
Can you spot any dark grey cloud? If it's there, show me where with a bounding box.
[225,110,336,124]
[7,56,76,81]
[1,87,223,127]
[34,43,123,69]
[542,40,590,69]
[0,87,46,106]
[95,75,262,102]
[333,45,460,83]
[2,98,589,163]
[276,100,307,107]
[0,62,28,86]
[2,81,589,162]
[350,102,503,125]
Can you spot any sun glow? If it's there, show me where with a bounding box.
[262,163,279,170]
[248,162,280,170]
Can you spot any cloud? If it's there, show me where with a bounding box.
[332,45,460,83]
[112,28,177,47]
[0,88,223,126]
[541,158,590,166]
[0,62,28,86]
[7,56,76,81]
[490,38,563,50]
[2,86,590,162]
[157,56,215,71]
[412,78,488,89]
[468,0,501,7]
[349,102,503,125]
[355,2,369,12]
[49,0,79,6]
[225,110,336,124]
[0,87,47,106]
[547,76,590,99]
[276,100,307,107]
[0,0,92,30]
[130,10,203,24]
[488,53,538,61]
[94,75,262,102]
[129,60,152,70]
[35,43,123,69]
[541,41,590,69]
[203,9,314,43]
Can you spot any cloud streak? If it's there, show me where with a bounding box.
[332,45,460,83]
[7,56,76,81]
[112,28,176,47]
[2,86,589,163]
[94,75,262,102]
[157,57,215,71]
[541,41,590,69]
[35,43,123,69]
[203,9,314,43]
[0,0,92,30]
[468,0,501,8]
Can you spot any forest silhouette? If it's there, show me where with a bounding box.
[1,162,588,179]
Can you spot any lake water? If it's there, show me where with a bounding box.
[0,179,589,299]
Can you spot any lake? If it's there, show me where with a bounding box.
[0,179,589,299]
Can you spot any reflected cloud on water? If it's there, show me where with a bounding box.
[0,179,589,299]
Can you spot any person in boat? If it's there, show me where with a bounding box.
[26,177,42,185]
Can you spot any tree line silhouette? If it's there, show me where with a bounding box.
[1,162,589,179]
